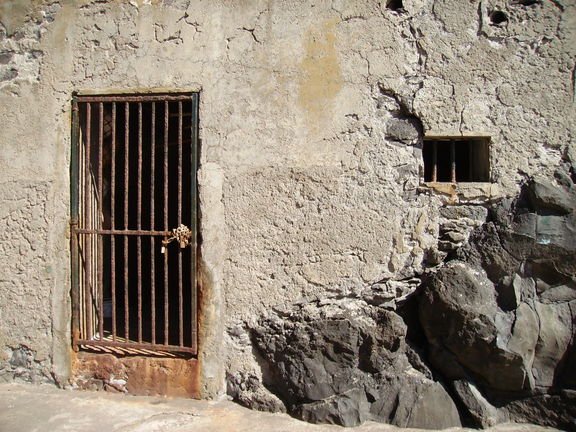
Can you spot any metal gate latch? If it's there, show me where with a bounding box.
[161,224,192,254]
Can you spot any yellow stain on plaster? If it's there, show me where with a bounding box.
[298,18,342,132]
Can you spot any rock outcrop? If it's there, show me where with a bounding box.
[251,298,461,428]
[230,170,576,431]
[419,173,576,430]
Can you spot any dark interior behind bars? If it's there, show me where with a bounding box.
[76,97,196,353]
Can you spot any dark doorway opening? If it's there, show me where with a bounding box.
[71,93,199,355]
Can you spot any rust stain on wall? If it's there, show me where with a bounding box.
[73,352,201,398]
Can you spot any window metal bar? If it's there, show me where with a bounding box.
[76,338,196,354]
[78,120,84,339]
[150,102,156,345]
[76,228,171,236]
[137,102,143,343]
[163,101,169,345]
[111,102,117,341]
[124,102,130,341]
[77,94,193,103]
[98,102,104,341]
[450,140,456,183]
[178,101,184,347]
[70,96,80,348]
[432,140,438,182]
[90,167,96,339]
[84,102,93,340]
[190,94,198,349]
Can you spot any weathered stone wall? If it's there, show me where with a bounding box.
[0,0,574,428]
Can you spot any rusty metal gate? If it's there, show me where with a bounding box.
[70,93,198,355]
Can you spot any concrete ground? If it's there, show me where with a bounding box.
[0,383,562,432]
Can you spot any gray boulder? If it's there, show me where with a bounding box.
[527,179,575,215]
[532,301,573,388]
[395,380,461,429]
[226,371,287,413]
[419,175,576,429]
[385,117,421,142]
[452,380,507,428]
[504,391,576,432]
[251,298,461,428]
[419,262,534,392]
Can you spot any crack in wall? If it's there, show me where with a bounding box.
[571,62,576,103]
[240,27,260,44]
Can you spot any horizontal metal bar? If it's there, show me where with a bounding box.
[169,112,193,118]
[75,338,197,353]
[76,94,193,103]
[74,229,172,236]
[425,135,491,140]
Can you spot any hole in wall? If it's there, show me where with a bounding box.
[489,10,509,25]
[511,0,539,6]
[386,0,404,11]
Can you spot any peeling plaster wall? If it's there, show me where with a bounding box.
[0,0,574,398]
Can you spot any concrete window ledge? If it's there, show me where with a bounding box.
[419,182,502,204]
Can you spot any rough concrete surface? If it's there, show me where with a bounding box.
[0,383,565,432]
[0,0,575,430]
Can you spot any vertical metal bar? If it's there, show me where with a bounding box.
[190,93,199,352]
[98,102,104,341]
[80,130,84,342]
[80,124,85,339]
[70,96,81,348]
[92,176,97,337]
[178,100,183,347]
[150,102,156,345]
[111,102,117,341]
[84,102,93,340]
[469,140,474,182]
[450,140,456,183]
[137,102,143,343]
[124,102,130,341]
[164,101,169,345]
[432,141,438,182]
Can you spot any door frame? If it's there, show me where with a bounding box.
[70,92,199,356]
